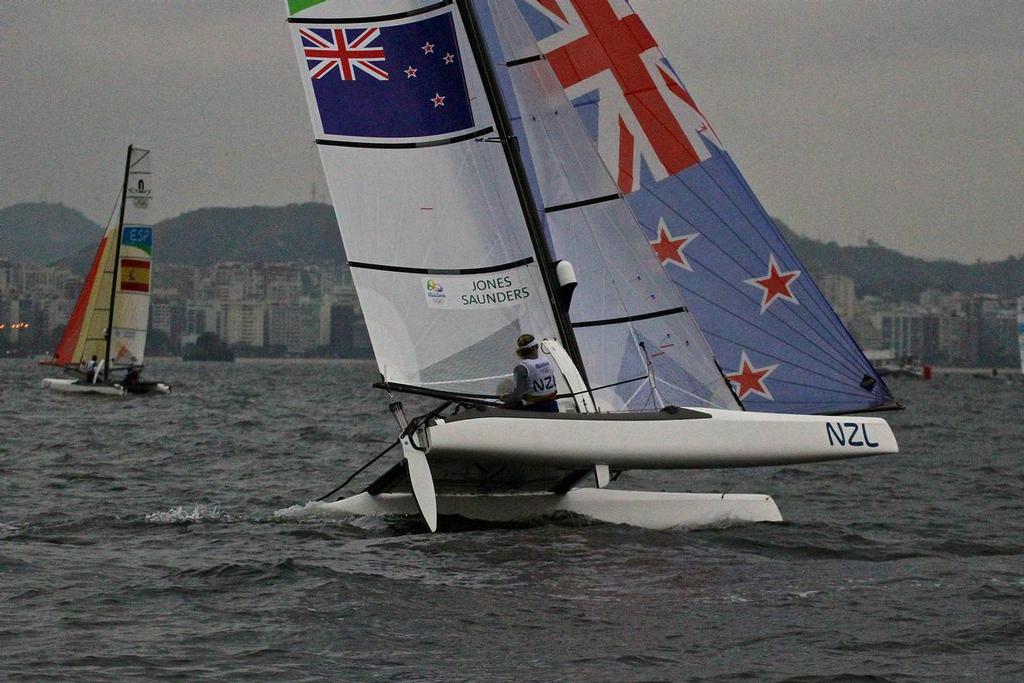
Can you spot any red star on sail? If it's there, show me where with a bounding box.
[726,351,778,400]
[745,253,800,313]
[649,219,698,271]
[430,93,446,108]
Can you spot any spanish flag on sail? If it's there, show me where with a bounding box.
[120,258,151,292]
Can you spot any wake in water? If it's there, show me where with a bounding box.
[144,504,227,524]
[272,501,396,532]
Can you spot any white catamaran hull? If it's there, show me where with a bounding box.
[40,378,171,396]
[426,408,898,469]
[41,378,126,396]
[280,408,895,532]
[279,489,782,530]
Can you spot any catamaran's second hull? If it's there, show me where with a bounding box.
[41,378,170,395]
[41,378,126,396]
[277,489,783,531]
[426,407,898,469]
[125,382,171,395]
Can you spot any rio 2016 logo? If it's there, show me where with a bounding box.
[425,279,446,304]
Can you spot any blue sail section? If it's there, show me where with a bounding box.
[510,0,893,414]
[470,0,741,411]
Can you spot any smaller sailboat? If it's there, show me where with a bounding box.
[41,146,170,396]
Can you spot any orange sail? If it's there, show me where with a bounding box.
[42,228,115,367]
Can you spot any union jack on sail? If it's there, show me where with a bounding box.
[292,10,474,141]
[300,27,388,81]
[527,0,717,194]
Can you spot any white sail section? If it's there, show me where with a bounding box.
[76,206,121,367]
[481,1,737,411]
[289,1,562,396]
[109,147,153,368]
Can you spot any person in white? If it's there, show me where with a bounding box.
[501,334,559,413]
[84,355,98,383]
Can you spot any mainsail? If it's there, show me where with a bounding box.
[503,0,894,415]
[48,146,153,377]
[287,0,738,411]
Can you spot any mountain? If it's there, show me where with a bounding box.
[3,201,1019,299]
[0,202,104,264]
[55,203,345,273]
[151,203,344,267]
[776,220,1024,300]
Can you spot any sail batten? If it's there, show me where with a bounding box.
[572,306,689,329]
[348,256,535,276]
[314,125,493,149]
[543,193,619,213]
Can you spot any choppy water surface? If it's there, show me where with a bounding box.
[2,359,1022,681]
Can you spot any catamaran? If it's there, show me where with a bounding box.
[41,146,170,396]
[280,0,898,531]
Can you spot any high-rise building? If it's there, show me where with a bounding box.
[222,302,265,347]
[818,274,856,322]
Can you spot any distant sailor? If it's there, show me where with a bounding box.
[124,366,142,387]
[502,334,559,413]
[85,355,98,383]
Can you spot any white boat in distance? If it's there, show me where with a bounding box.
[279,0,898,531]
[40,146,170,397]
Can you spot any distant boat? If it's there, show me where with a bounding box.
[876,359,926,379]
[182,333,235,362]
[282,0,898,531]
[40,146,170,396]
[971,367,1011,382]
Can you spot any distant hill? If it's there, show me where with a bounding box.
[0,202,103,264]
[3,201,1020,299]
[776,220,1023,299]
[151,203,344,267]
[55,202,345,273]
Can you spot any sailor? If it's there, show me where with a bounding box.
[124,366,142,387]
[502,334,559,413]
[85,355,98,382]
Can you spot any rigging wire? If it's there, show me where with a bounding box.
[314,400,453,502]
[315,438,399,502]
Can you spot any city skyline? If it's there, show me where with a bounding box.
[1,1,1021,263]
[2,257,1019,369]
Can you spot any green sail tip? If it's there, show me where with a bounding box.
[288,0,327,16]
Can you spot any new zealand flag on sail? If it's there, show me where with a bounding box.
[296,10,474,140]
[504,0,894,414]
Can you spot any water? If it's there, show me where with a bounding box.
[2,359,1022,681]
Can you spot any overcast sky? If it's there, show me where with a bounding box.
[2,0,1020,262]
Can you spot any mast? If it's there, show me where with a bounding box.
[104,144,133,382]
[455,0,589,386]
